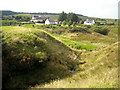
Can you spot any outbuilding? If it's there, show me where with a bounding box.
[84,19,95,25]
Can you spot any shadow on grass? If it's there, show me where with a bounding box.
[3,59,82,89]
[2,28,81,89]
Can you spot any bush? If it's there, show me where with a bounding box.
[95,22,101,25]
[2,33,48,73]
[94,27,110,35]
[40,25,58,29]
[67,21,73,27]
[62,21,67,25]
[70,27,90,33]
[1,20,18,26]
[107,22,114,25]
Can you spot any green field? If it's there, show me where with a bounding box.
[2,21,118,88]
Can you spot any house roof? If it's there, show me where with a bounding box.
[86,19,94,22]
[47,18,55,22]
[32,16,47,20]
[85,19,95,23]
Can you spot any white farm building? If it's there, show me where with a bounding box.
[84,19,95,25]
[31,16,47,23]
[31,16,57,25]
[45,18,55,25]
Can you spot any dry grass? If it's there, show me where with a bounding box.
[33,42,118,88]
[2,24,118,88]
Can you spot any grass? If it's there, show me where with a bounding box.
[62,25,118,47]
[22,24,35,28]
[2,22,118,88]
[22,24,97,51]
[33,42,118,88]
[49,34,96,50]
[2,26,80,88]
[29,24,118,88]
[13,14,32,18]
[40,24,118,51]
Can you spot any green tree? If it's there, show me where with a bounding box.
[62,21,67,25]
[73,22,76,27]
[58,11,67,22]
[66,13,79,23]
[68,20,72,27]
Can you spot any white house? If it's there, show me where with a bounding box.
[31,16,47,23]
[45,18,55,25]
[84,19,95,25]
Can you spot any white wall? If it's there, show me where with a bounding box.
[84,21,95,25]
[45,19,55,25]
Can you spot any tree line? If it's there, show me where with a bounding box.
[58,11,81,26]
[2,15,31,21]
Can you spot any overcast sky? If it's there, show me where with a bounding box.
[1,0,119,19]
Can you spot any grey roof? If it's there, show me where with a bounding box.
[47,18,55,22]
[32,16,47,20]
[86,19,94,22]
[85,19,95,23]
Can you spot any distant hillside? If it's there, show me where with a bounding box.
[1,10,19,15]
[1,10,83,16]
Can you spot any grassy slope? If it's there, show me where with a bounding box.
[61,25,118,49]
[31,25,118,88]
[34,42,118,88]
[2,24,118,88]
[2,26,79,88]
[23,24,97,51]
[49,33,96,51]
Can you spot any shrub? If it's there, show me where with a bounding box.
[35,52,47,62]
[107,22,114,25]
[95,22,101,25]
[73,22,76,27]
[83,25,92,28]
[70,27,90,33]
[1,20,18,26]
[68,21,73,26]
[94,27,110,35]
[62,21,67,25]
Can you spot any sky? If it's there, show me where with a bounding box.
[0,0,119,19]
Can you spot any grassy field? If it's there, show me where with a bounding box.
[47,33,96,51]
[34,42,118,88]
[31,24,118,88]
[22,24,97,51]
[2,22,118,88]
[2,26,80,88]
